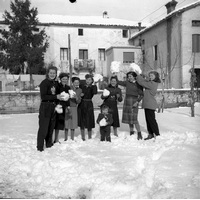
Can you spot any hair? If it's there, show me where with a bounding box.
[108,75,118,87]
[72,76,80,83]
[126,71,137,78]
[59,72,69,80]
[101,104,109,112]
[46,66,57,78]
[149,71,161,83]
[85,74,94,83]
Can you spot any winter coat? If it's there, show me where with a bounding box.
[136,75,159,110]
[96,113,113,127]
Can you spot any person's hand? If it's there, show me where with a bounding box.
[132,101,138,108]
[116,94,120,99]
[80,93,84,97]
[57,94,62,100]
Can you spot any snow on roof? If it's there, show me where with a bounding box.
[130,0,200,39]
[37,14,140,27]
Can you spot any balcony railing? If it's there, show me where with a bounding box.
[74,59,95,72]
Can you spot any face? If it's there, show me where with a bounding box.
[102,108,109,114]
[86,77,93,85]
[48,69,57,80]
[61,76,69,85]
[73,80,80,88]
[149,73,156,81]
[127,74,135,82]
[110,78,117,87]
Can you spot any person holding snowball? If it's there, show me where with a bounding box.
[101,76,123,137]
[96,104,113,142]
[64,77,82,141]
[37,66,63,152]
[117,71,144,140]
[78,74,97,140]
[54,73,71,143]
[135,71,161,140]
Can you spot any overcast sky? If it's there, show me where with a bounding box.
[0,0,198,24]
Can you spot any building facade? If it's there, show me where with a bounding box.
[129,0,200,89]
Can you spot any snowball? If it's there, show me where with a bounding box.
[110,61,121,73]
[60,91,70,101]
[99,118,107,126]
[129,63,142,74]
[93,74,103,82]
[102,89,110,97]
[68,90,76,98]
[55,104,63,113]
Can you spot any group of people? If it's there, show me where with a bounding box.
[36,66,161,152]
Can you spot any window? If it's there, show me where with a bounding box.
[60,48,68,60]
[192,34,200,52]
[98,48,105,61]
[154,45,158,61]
[78,29,83,36]
[0,81,2,91]
[123,52,134,63]
[79,49,88,59]
[142,50,145,64]
[192,20,200,27]
[122,29,128,38]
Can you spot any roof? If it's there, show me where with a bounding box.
[130,0,200,39]
[0,12,148,28]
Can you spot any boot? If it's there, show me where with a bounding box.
[137,132,143,140]
[130,131,135,136]
[144,134,154,140]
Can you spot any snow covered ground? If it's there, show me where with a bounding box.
[0,104,200,199]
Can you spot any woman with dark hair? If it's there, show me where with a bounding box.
[101,76,123,137]
[117,71,144,140]
[78,74,98,140]
[54,73,70,143]
[36,66,62,151]
[65,77,82,141]
[136,70,161,140]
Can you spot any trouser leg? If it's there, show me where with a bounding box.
[145,109,160,136]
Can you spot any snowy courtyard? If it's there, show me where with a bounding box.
[0,104,200,199]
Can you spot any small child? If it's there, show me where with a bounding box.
[96,104,113,142]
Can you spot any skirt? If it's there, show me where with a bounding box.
[65,106,78,129]
[122,95,139,124]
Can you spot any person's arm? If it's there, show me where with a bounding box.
[107,114,113,125]
[96,114,102,124]
[92,85,98,95]
[117,80,126,87]
[116,88,123,102]
[40,80,59,101]
[137,83,144,103]
[136,75,153,89]
[76,89,82,104]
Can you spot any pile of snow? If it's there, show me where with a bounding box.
[0,106,200,199]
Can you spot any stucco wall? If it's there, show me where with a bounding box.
[0,89,199,114]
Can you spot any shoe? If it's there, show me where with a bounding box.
[144,134,154,140]
[137,132,143,140]
[130,131,135,136]
[37,148,44,152]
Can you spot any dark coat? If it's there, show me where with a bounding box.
[78,84,98,129]
[55,83,70,130]
[101,84,122,127]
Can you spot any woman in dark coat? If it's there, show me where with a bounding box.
[117,71,144,140]
[36,66,62,151]
[54,73,70,143]
[78,74,98,140]
[101,76,123,137]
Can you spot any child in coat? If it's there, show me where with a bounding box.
[96,104,113,142]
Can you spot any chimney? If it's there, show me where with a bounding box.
[165,0,178,14]
[138,22,141,31]
[103,11,108,18]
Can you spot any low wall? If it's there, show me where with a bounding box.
[0,89,199,114]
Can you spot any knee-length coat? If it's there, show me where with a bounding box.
[78,84,97,129]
